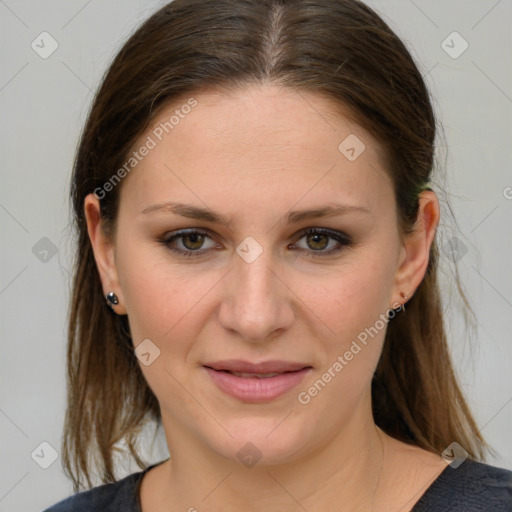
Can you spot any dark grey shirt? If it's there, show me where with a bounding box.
[43,459,512,511]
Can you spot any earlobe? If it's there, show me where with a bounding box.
[84,193,127,315]
[392,190,440,306]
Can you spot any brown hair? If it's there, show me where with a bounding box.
[63,0,489,491]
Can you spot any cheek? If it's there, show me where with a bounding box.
[306,253,396,340]
[116,241,220,353]
[122,271,199,342]
[301,249,398,402]
[295,259,395,423]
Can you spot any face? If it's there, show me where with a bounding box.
[89,84,420,468]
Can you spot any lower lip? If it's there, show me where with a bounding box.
[204,367,311,403]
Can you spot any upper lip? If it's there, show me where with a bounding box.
[203,360,311,373]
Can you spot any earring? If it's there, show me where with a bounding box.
[400,291,408,311]
[105,291,119,307]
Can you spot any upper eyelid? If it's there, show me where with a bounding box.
[163,227,350,247]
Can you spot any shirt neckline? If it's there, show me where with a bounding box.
[131,458,468,512]
[134,459,169,512]
[409,462,451,510]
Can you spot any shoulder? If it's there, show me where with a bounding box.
[41,470,145,512]
[413,459,512,511]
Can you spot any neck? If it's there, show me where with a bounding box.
[149,402,388,511]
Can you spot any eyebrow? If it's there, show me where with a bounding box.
[141,201,370,224]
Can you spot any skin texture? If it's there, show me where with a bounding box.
[85,84,446,511]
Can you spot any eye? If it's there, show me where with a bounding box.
[291,228,352,257]
[159,227,352,258]
[159,229,218,257]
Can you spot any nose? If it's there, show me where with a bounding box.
[217,245,295,343]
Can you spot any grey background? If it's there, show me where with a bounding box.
[0,0,511,510]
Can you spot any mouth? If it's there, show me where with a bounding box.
[203,360,312,403]
[215,371,283,378]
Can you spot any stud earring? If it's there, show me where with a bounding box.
[400,291,408,311]
[105,291,119,307]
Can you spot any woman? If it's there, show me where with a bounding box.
[44,0,511,510]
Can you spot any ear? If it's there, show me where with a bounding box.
[392,190,440,307]
[84,193,127,315]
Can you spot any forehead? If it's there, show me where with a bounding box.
[118,84,394,221]
[146,84,385,163]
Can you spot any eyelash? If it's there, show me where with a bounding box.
[158,227,352,259]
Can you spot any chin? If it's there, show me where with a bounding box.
[206,414,314,468]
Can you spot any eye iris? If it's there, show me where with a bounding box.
[307,233,329,250]
[182,233,204,250]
